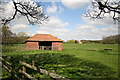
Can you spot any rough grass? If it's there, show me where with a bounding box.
[62,43,119,72]
[2,43,119,79]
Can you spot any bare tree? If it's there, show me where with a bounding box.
[1,25,14,44]
[0,0,48,25]
[85,0,120,22]
[102,34,120,44]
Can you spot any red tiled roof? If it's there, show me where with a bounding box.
[27,34,63,41]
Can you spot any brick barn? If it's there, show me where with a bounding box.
[26,34,63,51]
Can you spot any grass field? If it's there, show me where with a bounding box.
[2,43,119,79]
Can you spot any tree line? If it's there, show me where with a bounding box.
[66,40,102,44]
[66,34,120,44]
[102,34,120,44]
[0,25,30,45]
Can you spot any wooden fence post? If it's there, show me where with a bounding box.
[22,66,26,79]
[22,66,26,72]
[32,61,35,67]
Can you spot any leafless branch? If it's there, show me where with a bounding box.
[0,0,48,25]
[85,0,120,22]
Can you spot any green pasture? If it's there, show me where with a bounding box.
[2,43,119,79]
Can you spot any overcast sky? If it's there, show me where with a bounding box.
[3,0,118,41]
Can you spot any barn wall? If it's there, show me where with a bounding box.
[26,42,39,50]
[52,42,62,51]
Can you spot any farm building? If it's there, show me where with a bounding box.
[26,34,63,51]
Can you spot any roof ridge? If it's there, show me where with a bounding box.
[27,34,63,41]
[36,34,51,35]
[49,34,62,41]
